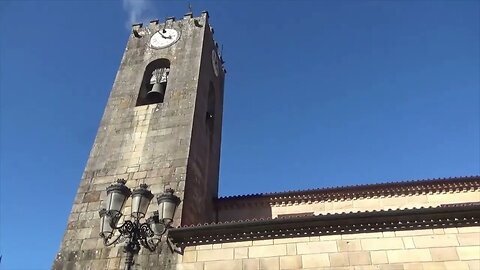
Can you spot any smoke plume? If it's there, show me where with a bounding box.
[122,0,152,28]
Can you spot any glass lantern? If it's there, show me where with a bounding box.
[100,179,131,238]
[147,211,166,236]
[157,188,181,224]
[131,184,154,219]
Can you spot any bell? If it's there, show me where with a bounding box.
[146,82,166,101]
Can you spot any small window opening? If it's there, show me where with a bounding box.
[136,59,170,106]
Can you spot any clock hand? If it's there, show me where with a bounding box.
[159,33,172,39]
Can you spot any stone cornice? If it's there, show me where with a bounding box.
[216,175,480,209]
[169,203,480,247]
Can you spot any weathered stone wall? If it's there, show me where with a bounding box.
[182,21,225,226]
[175,226,480,270]
[54,12,225,269]
[218,186,480,222]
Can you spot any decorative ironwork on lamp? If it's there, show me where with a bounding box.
[99,179,181,270]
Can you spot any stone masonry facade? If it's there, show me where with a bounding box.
[171,180,479,270]
[175,226,480,270]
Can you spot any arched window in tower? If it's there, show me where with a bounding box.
[136,59,170,106]
[206,82,216,142]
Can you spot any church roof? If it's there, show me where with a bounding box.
[169,175,480,247]
[216,175,480,206]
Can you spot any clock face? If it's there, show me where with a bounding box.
[211,49,219,77]
[149,29,180,49]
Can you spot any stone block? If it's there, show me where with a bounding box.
[286,243,296,256]
[309,236,320,241]
[343,232,384,240]
[72,203,88,213]
[249,244,286,258]
[381,196,408,207]
[370,250,388,264]
[106,257,121,269]
[329,253,349,267]
[330,200,353,210]
[222,241,252,248]
[355,266,380,270]
[337,240,362,251]
[403,263,425,270]
[379,263,406,270]
[253,239,274,246]
[204,260,242,270]
[349,251,371,266]
[457,226,480,233]
[176,262,204,270]
[320,234,342,241]
[243,258,259,270]
[274,237,310,244]
[353,198,382,210]
[235,247,248,259]
[402,237,415,249]
[467,260,480,270]
[107,246,120,259]
[81,238,98,250]
[413,234,459,248]
[361,237,404,250]
[456,233,480,246]
[419,262,446,270]
[197,248,234,262]
[259,257,279,270]
[296,241,337,254]
[429,247,458,261]
[196,244,213,250]
[387,249,432,263]
[279,255,302,270]
[90,259,107,269]
[443,261,470,270]
[427,191,480,204]
[443,228,458,234]
[301,253,330,268]
[456,246,480,260]
[383,231,396,238]
[183,250,197,263]
[395,229,434,237]
[132,171,148,179]
[86,201,101,211]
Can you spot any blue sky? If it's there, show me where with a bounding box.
[0,0,478,268]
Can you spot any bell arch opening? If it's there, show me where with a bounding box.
[136,58,171,106]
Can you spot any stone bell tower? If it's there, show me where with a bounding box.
[54,11,225,269]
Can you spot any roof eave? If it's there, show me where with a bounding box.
[169,204,480,247]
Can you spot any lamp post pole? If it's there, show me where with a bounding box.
[98,179,181,269]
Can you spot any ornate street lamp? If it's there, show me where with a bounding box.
[99,179,180,270]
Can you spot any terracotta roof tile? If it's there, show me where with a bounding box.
[216,175,479,205]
